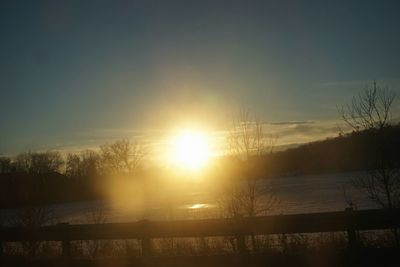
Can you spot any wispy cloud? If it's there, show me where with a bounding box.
[6,119,354,163]
[264,119,350,147]
[268,120,315,126]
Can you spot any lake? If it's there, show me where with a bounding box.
[0,171,377,225]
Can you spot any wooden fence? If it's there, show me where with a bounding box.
[1,208,399,257]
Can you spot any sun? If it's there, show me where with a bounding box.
[169,130,212,171]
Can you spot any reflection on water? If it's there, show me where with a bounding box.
[188,203,207,209]
[0,171,377,225]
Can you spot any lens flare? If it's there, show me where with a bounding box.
[169,130,212,171]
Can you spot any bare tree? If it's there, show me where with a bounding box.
[227,110,277,160]
[353,162,400,246]
[12,206,54,257]
[84,204,108,258]
[339,82,399,209]
[221,110,279,252]
[65,154,81,177]
[339,80,395,132]
[14,151,64,174]
[340,82,399,209]
[99,139,146,175]
[339,82,399,245]
[66,150,100,178]
[354,168,400,210]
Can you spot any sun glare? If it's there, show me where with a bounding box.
[169,130,212,171]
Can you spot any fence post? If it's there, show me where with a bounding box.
[236,234,247,255]
[141,237,152,258]
[0,226,3,257]
[140,220,153,258]
[58,223,71,257]
[345,208,358,248]
[234,217,247,255]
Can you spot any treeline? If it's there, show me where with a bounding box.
[254,124,400,178]
[0,140,147,208]
[0,139,145,177]
[1,125,400,208]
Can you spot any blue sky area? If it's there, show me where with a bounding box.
[1,0,400,154]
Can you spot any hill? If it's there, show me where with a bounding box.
[255,124,400,177]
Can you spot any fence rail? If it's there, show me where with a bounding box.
[1,208,400,256]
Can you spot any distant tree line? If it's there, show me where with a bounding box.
[254,124,400,177]
[0,139,146,176]
[0,139,147,208]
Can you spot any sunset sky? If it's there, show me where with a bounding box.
[1,0,400,155]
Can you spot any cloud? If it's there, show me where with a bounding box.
[268,120,315,126]
[272,119,349,146]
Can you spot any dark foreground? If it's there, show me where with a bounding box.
[2,248,399,267]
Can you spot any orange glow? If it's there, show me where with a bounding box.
[168,130,212,172]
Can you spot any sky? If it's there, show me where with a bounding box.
[1,0,400,155]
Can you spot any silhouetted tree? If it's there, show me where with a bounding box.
[99,139,146,175]
[221,110,279,252]
[353,167,400,209]
[13,206,54,257]
[66,150,100,178]
[14,151,64,174]
[65,154,81,177]
[339,82,399,207]
[340,81,399,245]
[339,80,395,132]
[84,204,109,258]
